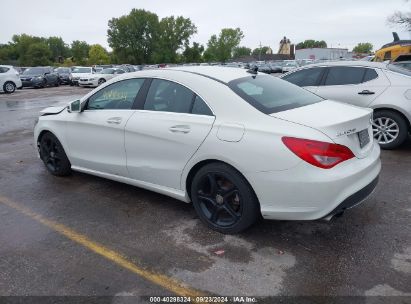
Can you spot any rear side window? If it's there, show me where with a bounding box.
[363,68,378,82]
[191,96,213,116]
[229,75,323,114]
[144,79,194,113]
[282,67,324,86]
[0,67,10,73]
[324,67,365,85]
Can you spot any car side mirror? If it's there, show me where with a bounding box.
[69,99,81,113]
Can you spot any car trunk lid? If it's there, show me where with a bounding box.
[271,100,374,158]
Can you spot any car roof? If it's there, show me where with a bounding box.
[306,60,388,69]
[165,66,252,83]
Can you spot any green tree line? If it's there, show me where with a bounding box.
[1,8,375,66]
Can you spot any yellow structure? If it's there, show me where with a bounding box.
[374,32,411,62]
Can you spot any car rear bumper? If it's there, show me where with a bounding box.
[247,141,381,220]
[324,175,379,218]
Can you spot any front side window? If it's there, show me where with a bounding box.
[0,67,10,73]
[86,78,144,110]
[229,75,323,114]
[282,67,324,87]
[324,67,365,86]
[144,79,194,113]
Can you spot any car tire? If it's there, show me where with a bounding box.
[190,162,260,234]
[373,110,409,149]
[3,81,16,94]
[98,78,106,86]
[39,132,71,176]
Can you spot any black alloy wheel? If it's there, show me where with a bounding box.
[191,163,260,234]
[39,132,71,176]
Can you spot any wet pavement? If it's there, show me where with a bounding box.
[0,86,410,302]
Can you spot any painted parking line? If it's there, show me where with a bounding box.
[0,195,205,298]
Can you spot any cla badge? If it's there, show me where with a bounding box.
[336,128,357,137]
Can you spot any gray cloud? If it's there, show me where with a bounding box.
[1,0,410,51]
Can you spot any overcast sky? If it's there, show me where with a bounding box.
[1,0,410,52]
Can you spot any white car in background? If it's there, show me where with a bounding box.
[34,67,380,233]
[71,67,96,86]
[78,68,126,87]
[0,65,22,93]
[281,61,411,149]
[282,61,299,73]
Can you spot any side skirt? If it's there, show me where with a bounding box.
[71,166,189,203]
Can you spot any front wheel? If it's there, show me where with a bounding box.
[98,78,106,86]
[191,163,260,234]
[372,110,409,149]
[39,132,71,176]
[3,81,16,94]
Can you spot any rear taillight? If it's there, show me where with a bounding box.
[282,137,355,169]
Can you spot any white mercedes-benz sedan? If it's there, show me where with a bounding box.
[34,66,381,233]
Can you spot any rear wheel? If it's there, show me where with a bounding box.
[39,132,71,176]
[190,163,260,234]
[3,81,16,94]
[372,110,408,149]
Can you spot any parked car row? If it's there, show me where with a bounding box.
[280,61,411,149]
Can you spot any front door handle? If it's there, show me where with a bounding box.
[169,125,191,134]
[358,90,375,95]
[106,117,122,124]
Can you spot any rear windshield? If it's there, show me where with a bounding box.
[387,64,411,77]
[228,75,323,114]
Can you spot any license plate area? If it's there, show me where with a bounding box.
[358,129,370,148]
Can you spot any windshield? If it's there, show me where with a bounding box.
[72,67,92,73]
[387,64,411,76]
[55,68,70,73]
[22,67,44,75]
[228,75,323,114]
[101,68,115,74]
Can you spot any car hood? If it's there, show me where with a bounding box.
[271,100,374,158]
[72,72,91,77]
[20,74,41,78]
[40,106,66,115]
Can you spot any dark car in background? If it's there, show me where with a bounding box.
[54,67,72,85]
[255,64,272,74]
[20,67,59,88]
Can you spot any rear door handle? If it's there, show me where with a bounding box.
[169,125,191,134]
[358,90,375,95]
[106,117,122,124]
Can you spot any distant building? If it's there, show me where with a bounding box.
[295,48,349,60]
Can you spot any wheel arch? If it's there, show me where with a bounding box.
[36,128,70,159]
[185,159,260,209]
[372,106,411,130]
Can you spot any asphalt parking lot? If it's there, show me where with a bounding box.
[0,86,410,302]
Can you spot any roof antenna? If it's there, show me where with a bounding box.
[393,32,400,42]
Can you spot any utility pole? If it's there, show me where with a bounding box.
[259,41,262,61]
